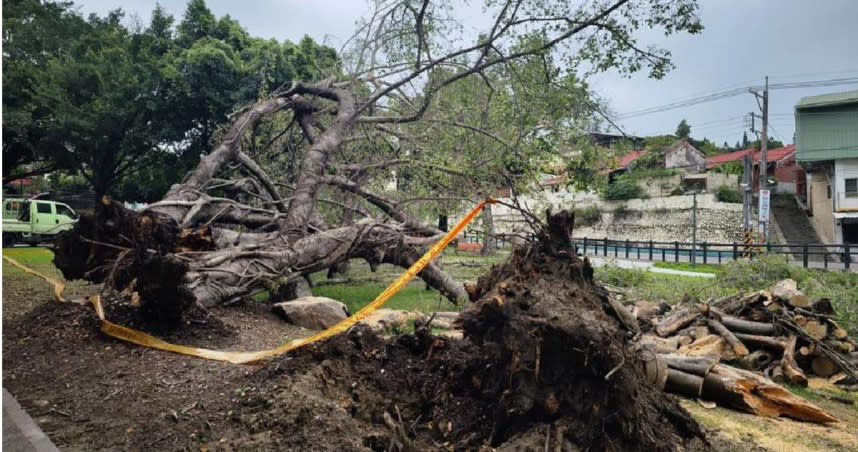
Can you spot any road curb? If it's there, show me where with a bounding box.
[3,388,60,452]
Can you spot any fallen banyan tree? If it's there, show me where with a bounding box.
[216,211,709,451]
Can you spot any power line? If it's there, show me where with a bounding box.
[613,77,858,120]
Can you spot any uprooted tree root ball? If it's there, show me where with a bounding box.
[219,228,708,451]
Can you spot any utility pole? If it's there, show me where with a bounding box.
[749,76,769,242]
[742,154,752,229]
[690,190,698,266]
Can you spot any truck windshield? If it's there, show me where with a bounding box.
[56,204,78,220]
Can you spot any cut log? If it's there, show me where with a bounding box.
[788,293,810,308]
[811,298,835,315]
[771,279,798,301]
[739,350,773,371]
[707,319,750,357]
[825,340,856,354]
[712,311,776,335]
[654,306,699,337]
[660,353,718,377]
[677,335,693,346]
[826,320,848,340]
[793,314,808,327]
[769,362,786,384]
[677,334,732,359]
[631,300,669,324]
[665,368,704,398]
[803,320,828,341]
[699,363,836,423]
[799,343,818,357]
[781,336,808,387]
[733,333,787,350]
[640,335,679,354]
[811,356,839,378]
[691,325,710,340]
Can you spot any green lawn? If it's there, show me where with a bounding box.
[314,283,460,314]
[2,246,59,276]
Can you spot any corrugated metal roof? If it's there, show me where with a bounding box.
[796,90,858,109]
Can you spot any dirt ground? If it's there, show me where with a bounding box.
[3,247,858,451]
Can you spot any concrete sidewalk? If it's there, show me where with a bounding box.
[3,388,60,452]
[586,256,716,278]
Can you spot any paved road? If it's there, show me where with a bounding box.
[3,388,59,452]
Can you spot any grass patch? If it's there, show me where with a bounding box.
[597,254,858,334]
[2,247,59,276]
[314,283,458,314]
[653,261,721,274]
[595,264,735,304]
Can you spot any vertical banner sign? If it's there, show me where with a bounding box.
[758,189,771,238]
[758,189,771,222]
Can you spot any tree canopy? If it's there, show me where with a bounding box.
[674,119,691,139]
[2,0,337,201]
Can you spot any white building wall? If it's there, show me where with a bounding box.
[835,158,858,211]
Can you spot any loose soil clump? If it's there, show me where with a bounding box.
[219,214,708,451]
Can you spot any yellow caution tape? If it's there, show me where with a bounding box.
[2,198,495,364]
[3,255,68,302]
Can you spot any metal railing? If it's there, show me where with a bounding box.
[573,236,856,270]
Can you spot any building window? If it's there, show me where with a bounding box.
[845,178,858,198]
[827,185,831,199]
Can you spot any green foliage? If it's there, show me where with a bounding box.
[613,203,634,219]
[696,138,722,156]
[602,176,643,200]
[711,161,744,175]
[574,205,601,227]
[715,185,742,203]
[751,138,785,150]
[675,119,691,139]
[630,150,663,170]
[628,167,680,180]
[3,0,338,201]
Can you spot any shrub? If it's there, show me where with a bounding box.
[602,177,643,200]
[613,203,634,219]
[711,161,744,175]
[715,185,741,203]
[669,186,685,196]
[574,205,601,227]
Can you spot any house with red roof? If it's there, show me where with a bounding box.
[704,147,756,170]
[752,145,804,193]
[703,145,804,194]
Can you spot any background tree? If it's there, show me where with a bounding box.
[675,118,691,138]
[2,0,86,183]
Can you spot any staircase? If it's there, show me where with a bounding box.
[770,194,823,259]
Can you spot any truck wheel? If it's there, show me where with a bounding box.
[3,233,18,247]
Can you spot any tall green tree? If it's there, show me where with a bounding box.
[675,119,691,138]
[32,10,166,199]
[2,0,86,182]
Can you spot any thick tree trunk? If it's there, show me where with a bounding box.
[480,204,496,256]
[52,89,469,327]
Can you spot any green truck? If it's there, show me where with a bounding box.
[2,198,79,246]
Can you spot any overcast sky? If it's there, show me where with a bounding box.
[73,0,858,148]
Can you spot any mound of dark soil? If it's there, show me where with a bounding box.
[219,216,709,451]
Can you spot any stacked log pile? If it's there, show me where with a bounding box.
[633,279,857,423]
